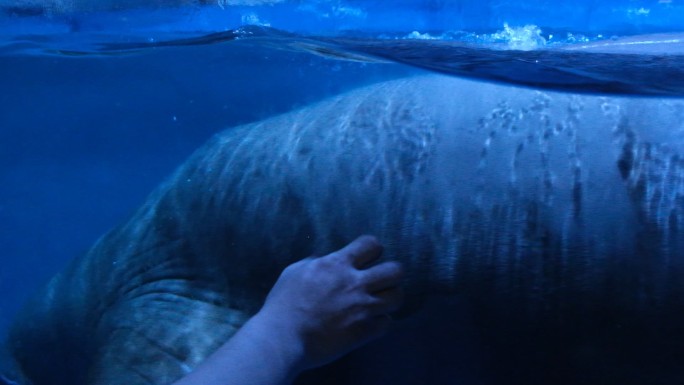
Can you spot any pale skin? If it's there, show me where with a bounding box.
[172,235,405,385]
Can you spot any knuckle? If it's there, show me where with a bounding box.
[359,234,380,247]
[348,271,366,291]
[320,251,347,269]
[362,235,383,254]
[313,254,337,272]
[295,259,324,283]
[386,261,404,276]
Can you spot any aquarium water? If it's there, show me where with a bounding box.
[1,1,684,384]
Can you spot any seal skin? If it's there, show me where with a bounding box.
[5,75,684,385]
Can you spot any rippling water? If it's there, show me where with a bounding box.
[4,25,684,95]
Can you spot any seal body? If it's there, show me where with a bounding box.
[6,75,684,385]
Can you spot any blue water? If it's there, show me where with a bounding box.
[2,1,684,384]
[7,25,684,95]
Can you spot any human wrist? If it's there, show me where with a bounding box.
[249,310,309,377]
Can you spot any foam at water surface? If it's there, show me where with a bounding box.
[2,0,684,36]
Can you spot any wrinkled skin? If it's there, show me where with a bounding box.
[5,74,684,385]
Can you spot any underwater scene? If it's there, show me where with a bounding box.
[2,1,684,384]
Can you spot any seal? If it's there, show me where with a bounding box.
[6,74,684,385]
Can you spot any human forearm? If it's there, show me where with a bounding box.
[172,312,305,385]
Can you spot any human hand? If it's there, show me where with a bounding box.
[256,235,405,371]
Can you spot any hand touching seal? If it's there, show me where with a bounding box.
[173,235,404,385]
[260,234,405,370]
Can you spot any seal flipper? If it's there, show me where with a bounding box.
[89,295,250,385]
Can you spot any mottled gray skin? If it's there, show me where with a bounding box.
[6,75,684,385]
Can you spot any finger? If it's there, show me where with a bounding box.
[351,314,392,345]
[334,235,384,269]
[366,287,404,315]
[361,261,404,293]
